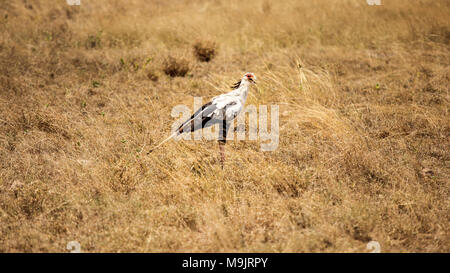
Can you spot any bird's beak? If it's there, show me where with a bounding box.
[249,78,257,84]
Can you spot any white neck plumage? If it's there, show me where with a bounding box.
[236,80,250,102]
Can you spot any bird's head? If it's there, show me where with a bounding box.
[231,72,257,89]
[243,72,257,84]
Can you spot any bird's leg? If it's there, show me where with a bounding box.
[218,140,226,169]
[218,119,229,169]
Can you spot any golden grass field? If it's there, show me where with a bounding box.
[0,0,448,252]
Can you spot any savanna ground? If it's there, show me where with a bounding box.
[0,0,449,252]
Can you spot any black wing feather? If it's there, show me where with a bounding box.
[177,101,217,133]
[231,80,241,90]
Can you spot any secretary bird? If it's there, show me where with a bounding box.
[148,72,257,168]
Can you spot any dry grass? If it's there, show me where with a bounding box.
[163,56,190,77]
[193,40,218,62]
[0,0,449,252]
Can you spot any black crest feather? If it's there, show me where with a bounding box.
[231,80,241,90]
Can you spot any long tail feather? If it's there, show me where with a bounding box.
[147,113,200,154]
[148,101,214,154]
[147,132,178,154]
